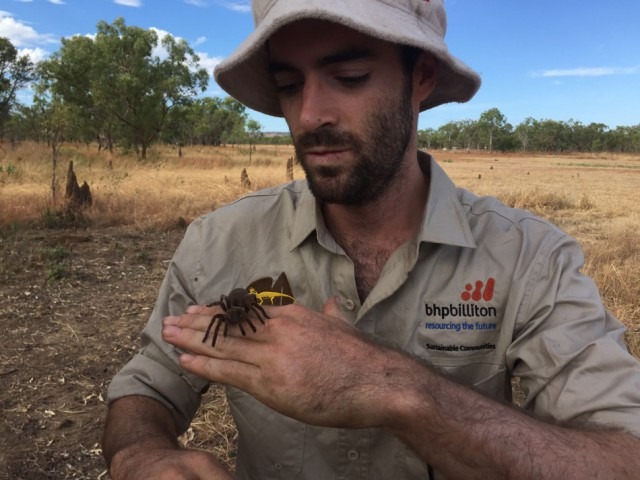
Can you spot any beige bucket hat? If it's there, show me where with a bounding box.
[214,0,481,116]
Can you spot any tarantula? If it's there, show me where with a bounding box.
[202,288,269,347]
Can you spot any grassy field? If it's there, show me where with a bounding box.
[0,142,639,477]
[0,142,299,231]
[2,142,638,351]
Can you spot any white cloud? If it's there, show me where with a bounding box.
[536,66,640,78]
[148,27,221,76]
[48,0,66,4]
[216,1,250,13]
[17,47,49,63]
[189,0,250,11]
[194,36,207,46]
[150,27,172,59]
[0,11,57,47]
[196,51,223,75]
[114,0,143,7]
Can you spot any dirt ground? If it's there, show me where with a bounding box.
[0,225,198,479]
[0,223,527,479]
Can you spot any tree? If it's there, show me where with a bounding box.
[38,36,101,146]
[515,117,536,151]
[417,128,435,149]
[455,119,480,150]
[246,119,263,165]
[437,121,462,150]
[40,18,208,159]
[477,108,508,152]
[19,91,74,205]
[0,37,35,137]
[187,97,248,146]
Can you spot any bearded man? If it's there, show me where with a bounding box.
[103,1,640,479]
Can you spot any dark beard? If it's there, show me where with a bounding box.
[292,81,414,206]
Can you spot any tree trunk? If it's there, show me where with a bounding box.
[51,143,58,206]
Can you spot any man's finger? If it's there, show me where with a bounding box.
[185,304,215,315]
[164,311,221,332]
[163,319,269,363]
[322,295,346,320]
[179,352,260,390]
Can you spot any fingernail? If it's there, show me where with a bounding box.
[185,305,202,314]
[180,353,195,363]
[164,316,179,326]
[162,325,181,337]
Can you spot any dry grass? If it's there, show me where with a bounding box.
[179,385,238,470]
[0,142,299,230]
[2,144,639,471]
[2,144,639,351]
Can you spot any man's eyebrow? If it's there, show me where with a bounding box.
[268,47,377,74]
[317,47,376,68]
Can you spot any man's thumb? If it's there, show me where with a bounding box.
[322,295,348,321]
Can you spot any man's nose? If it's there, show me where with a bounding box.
[299,78,337,131]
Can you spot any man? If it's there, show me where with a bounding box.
[103,1,640,479]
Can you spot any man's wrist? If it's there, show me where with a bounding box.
[375,350,440,433]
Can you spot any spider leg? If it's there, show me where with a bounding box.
[244,317,257,333]
[238,321,247,336]
[211,318,224,347]
[250,304,269,324]
[223,319,229,339]
[203,313,225,344]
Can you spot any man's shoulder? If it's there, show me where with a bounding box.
[200,179,308,224]
[458,187,566,244]
[175,179,310,262]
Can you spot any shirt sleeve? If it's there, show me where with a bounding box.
[507,233,640,437]
[106,218,210,434]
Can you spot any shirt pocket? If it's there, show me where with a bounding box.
[227,386,305,479]
[432,358,510,400]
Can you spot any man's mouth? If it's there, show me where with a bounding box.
[305,147,350,157]
[303,149,351,166]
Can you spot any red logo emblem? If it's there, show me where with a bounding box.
[461,278,495,302]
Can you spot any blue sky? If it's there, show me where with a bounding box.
[1,0,639,133]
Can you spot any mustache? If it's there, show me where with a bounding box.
[294,127,358,150]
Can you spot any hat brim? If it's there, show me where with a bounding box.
[214,0,481,117]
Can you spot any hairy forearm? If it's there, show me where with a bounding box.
[103,395,233,479]
[102,395,180,466]
[388,361,639,479]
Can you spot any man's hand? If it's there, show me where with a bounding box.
[109,447,232,480]
[162,297,410,429]
[162,298,640,480]
[103,396,233,480]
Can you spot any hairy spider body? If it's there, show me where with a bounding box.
[202,288,269,347]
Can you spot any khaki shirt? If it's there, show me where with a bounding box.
[108,152,640,479]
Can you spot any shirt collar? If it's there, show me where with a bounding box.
[418,151,477,248]
[290,185,319,250]
[289,151,477,251]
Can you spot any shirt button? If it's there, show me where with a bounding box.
[347,449,359,461]
[343,299,356,311]
[274,463,282,471]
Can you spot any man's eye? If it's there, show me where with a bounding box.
[276,81,302,95]
[337,74,370,87]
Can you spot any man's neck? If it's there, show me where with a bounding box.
[322,151,428,244]
[321,151,430,300]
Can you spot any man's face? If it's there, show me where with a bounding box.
[268,20,417,206]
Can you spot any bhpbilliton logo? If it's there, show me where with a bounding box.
[461,278,495,302]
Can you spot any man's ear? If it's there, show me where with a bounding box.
[413,52,438,104]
